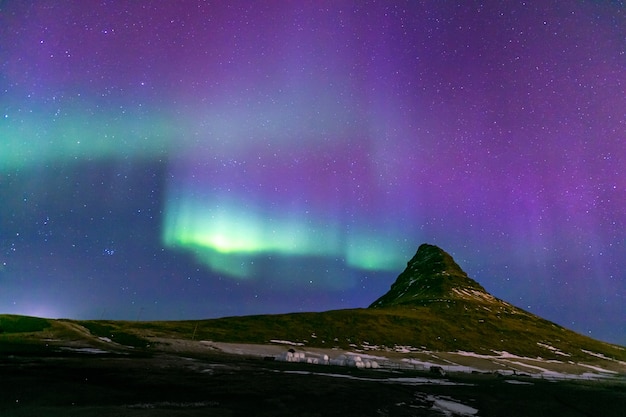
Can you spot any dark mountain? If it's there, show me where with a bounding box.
[370,243,490,308]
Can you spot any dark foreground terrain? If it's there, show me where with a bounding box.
[1,347,625,417]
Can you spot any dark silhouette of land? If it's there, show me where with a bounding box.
[2,244,625,415]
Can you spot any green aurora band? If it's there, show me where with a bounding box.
[1,87,356,171]
[162,193,409,280]
[2,98,412,280]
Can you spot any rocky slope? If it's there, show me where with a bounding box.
[370,243,493,308]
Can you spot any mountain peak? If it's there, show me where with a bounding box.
[369,243,491,308]
[406,243,467,277]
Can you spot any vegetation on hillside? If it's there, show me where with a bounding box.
[77,320,150,348]
[0,314,51,334]
[72,300,626,363]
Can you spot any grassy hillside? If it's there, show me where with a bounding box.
[0,314,52,334]
[1,306,624,364]
[0,314,55,355]
[73,300,626,363]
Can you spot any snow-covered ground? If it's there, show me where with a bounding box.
[281,370,465,386]
[426,394,479,416]
[87,334,623,381]
[201,340,626,381]
[59,347,110,354]
[52,337,625,417]
[452,349,622,380]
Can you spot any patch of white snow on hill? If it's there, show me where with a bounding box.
[581,349,626,366]
[504,361,553,373]
[393,345,422,353]
[401,358,480,373]
[348,352,388,361]
[60,347,110,354]
[427,395,478,416]
[456,350,558,363]
[270,339,304,346]
[281,371,468,386]
[455,350,523,360]
[452,288,495,302]
[537,342,571,357]
[387,377,470,386]
[581,349,608,359]
[504,380,534,385]
[500,361,615,380]
[577,363,618,374]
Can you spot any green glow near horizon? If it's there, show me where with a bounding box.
[162,195,347,278]
[162,194,407,279]
[2,97,409,278]
[345,232,409,272]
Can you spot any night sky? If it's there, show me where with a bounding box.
[1,1,625,345]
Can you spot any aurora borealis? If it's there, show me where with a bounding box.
[1,1,625,345]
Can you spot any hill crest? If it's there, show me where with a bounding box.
[370,243,495,308]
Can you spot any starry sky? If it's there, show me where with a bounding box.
[1,1,625,345]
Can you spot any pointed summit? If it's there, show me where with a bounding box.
[369,243,491,308]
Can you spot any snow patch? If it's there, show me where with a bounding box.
[387,377,466,386]
[537,342,571,357]
[270,339,304,346]
[427,395,478,416]
[60,347,109,354]
[401,358,479,374]
[581,350,626,366]
[393,345,422,353]
[282,371,467,386]
[452,288,495,302]
[577,363,618,374]
[453,350,621,380]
